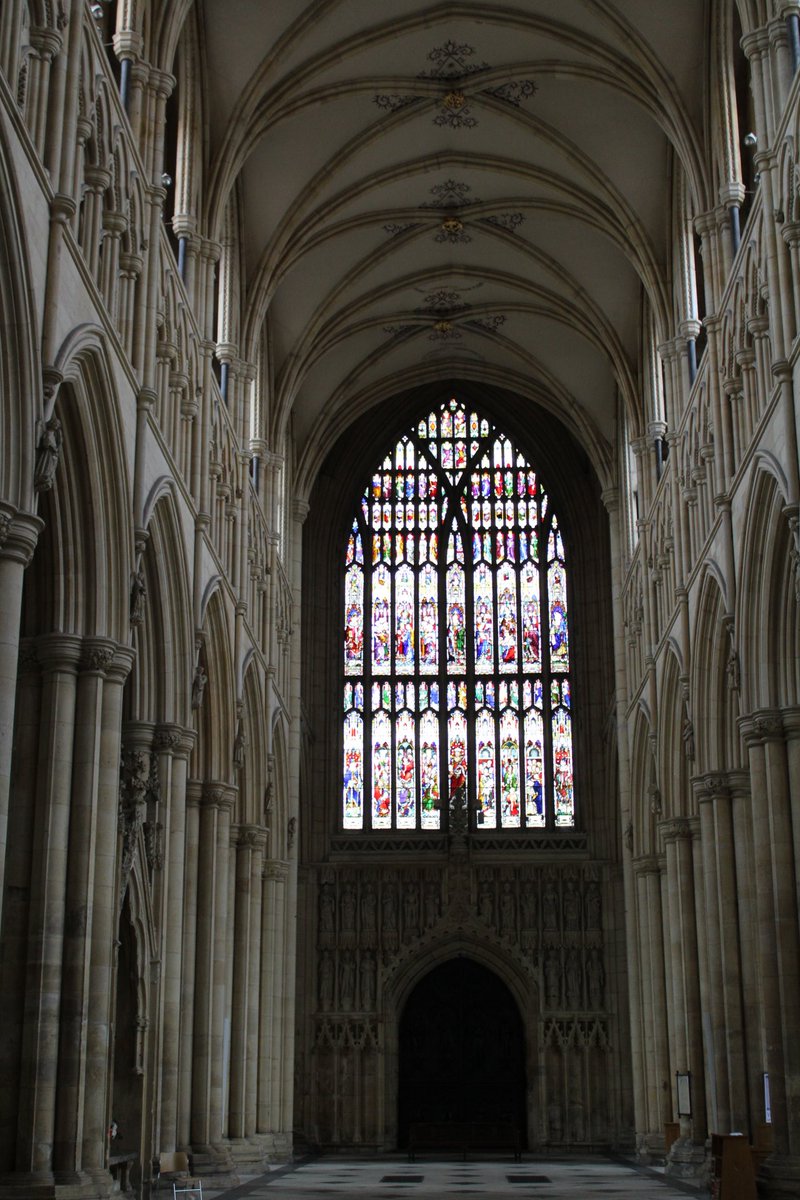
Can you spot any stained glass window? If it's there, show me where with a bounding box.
[341,397,575,831]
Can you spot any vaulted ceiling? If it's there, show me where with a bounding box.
[198,2,710,485]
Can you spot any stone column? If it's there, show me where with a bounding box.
[158,729,195,1154]
[190,784,235,1181]
[633,856,670,1157]
[177,782,201,1151]
[741,712,800,1196]
[661,816,706,1165]
[81,647,134,1177]
[16,632,81,1176]
[0,639,41,1173]
[0,507,42,933]
[52,639,118,1180]
[257,860,288,1144]
[245,833,265,1144]
[228,826,266,1162]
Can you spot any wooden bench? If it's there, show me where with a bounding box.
[408,1121,521,1161]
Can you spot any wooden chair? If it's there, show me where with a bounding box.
[157,1151,203,1199]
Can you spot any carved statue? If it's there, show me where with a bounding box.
[424,881,439,928]
[130,569,147,626]
[499,881,516,933]
[191,662,208,709]
[340,884,356,933]
[339,950,355,1010]
[381,886,397,934]
[287,816,296,849]
[584,882,601,930]
[360,952,376,1011]
[34,416,62,492]
[319,883,335,934]
[233,720,246,770]
[360,884,377,934]
[726,647,740,692]
[478,886,494,922]
[682,713,695,761]
[543,881,559,931]
[319,951,334,1011]
[544,951,561,1009]
[403,883,420,933]
[563,880,581,932]
[520,886,537,930]
[565,949,582,1009]
[587,948,605,1010]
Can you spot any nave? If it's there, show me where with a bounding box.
[200,1156,704,1200]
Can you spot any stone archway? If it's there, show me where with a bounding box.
[397,956,527,1148]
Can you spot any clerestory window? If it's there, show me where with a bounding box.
[342,397,574,832]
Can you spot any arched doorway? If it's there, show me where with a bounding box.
[398,957,526,1148]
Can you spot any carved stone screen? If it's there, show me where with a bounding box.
[343,397,574,832]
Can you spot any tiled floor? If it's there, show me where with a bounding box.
[205,1156,708,1199]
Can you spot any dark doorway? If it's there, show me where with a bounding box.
[398,957,527,1147]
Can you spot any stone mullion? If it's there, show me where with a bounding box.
[177,782,201,1150]
[82,648,134,1173]
[16,633,81,1176]
[158,730,194,1154]
[53,640,117,1177]
[245,834,265,1140]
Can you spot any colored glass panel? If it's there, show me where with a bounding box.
[418,563,438,673]
[475,708,497,828]
[551,679,574,826]
[344,565,364,676]
[395,709,416,828]
[343,710,364,829]
[446,563,466,672]
[448,709,468,804]
[474,562,494,673]
[342,397,574,832]
[372,565,391,669]
[497,561,518,672]
[372,710,391,829]
[500,708,521,827]
[548,559,569,668]
[420,709,440,829]
[395,564,415,675]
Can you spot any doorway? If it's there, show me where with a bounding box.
[397,957,527,1147]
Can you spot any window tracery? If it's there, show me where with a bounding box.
[342,398,574,832]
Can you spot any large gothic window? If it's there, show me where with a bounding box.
[342,398,574,833]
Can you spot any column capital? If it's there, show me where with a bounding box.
[292,497,310,524]
[233,823,268,851]
[0,504,43,567]
[201,781,237,812]
[780,706,800,739]
[694,772,732,804]
[81,637,119,676]
[632,854,663,877]
[153,724,196,756]
[658,816,694,843]
[739,709,785,744]
[35,632,84,673]
[263,858,289,882]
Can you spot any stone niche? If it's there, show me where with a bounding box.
[296,851,623,1152]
